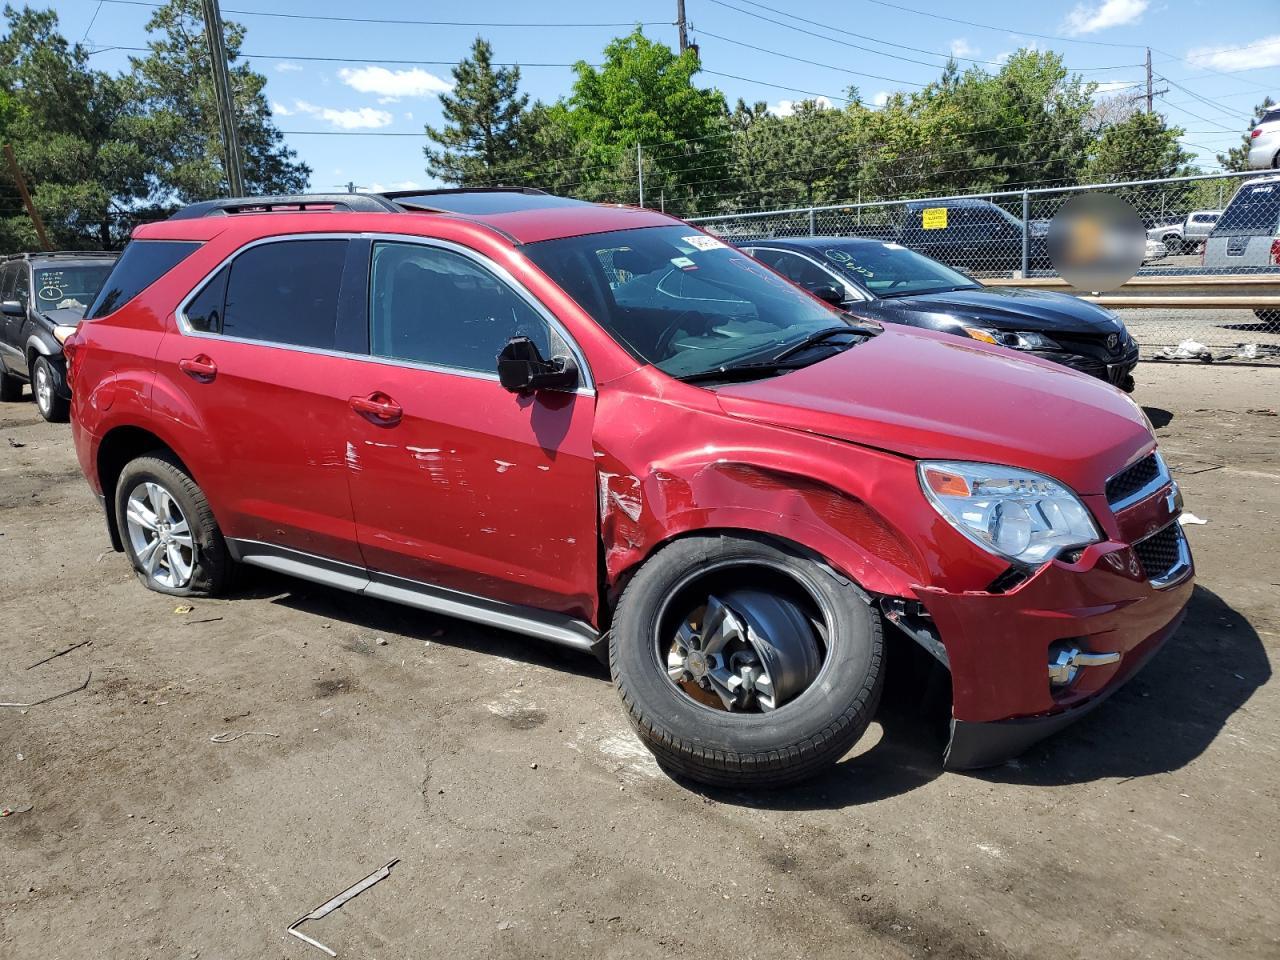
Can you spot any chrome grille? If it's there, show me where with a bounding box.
[1133,522,1188,585]
[1106,452,1167,510]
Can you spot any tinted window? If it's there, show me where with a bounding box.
[86,240,199,319]
[222,240,347,349]
[11,263,30,305]
[1217,183,1280,233]
[818,242,978,297]
[751,249,837,289]
[369,241,550,372]
[34,264,112,311]
[184,267,228,333]
[0,262,19,302]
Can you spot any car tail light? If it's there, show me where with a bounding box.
[1252,128,1263,139]
[1272,239,1280,266]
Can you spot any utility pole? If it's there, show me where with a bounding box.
[1145,47,1153,114]
[637,142,645,208]
[3,144,52,251]
[201,0,245,197]
[676,0,688,53]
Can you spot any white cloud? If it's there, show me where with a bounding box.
[1063,0,1148,35]
[293,100,393,130]
[368,180,423,193]
[872,91,890,108]
[949,38,978,59]
[338,66,452,101]
[766,96,833,117]
[271,101,293,117]
[274,62,303,73]
[1188,34,1280,72]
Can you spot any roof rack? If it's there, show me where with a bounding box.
[376,186,549,201]
[168,193,403,220]
[3,250,118,260]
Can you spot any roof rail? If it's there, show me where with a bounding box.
[168,193,402,220]
[4,250,118,260]
[376,186,549,200]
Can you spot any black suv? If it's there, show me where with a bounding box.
[0,251,116,421]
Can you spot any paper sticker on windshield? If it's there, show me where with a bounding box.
[670,256,697,270]
[683,234,726,251]
[921,207,948,230]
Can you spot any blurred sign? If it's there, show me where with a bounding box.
[922,207,948,230]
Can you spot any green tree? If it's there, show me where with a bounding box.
[125,0,308,203]
[557,29,728,212]
[425,37,529,185]
[1218,97,1276,171]
[1084,111,1195,182]
[0,5,151,251]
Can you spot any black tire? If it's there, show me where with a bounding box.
[0,367,22,402]
[113,451,232,597]
[31,355,69,423]
[610,534,884,788]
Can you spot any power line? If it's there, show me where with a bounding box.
[696,28,924,87]
[848,0,1146,49]
[97,0,666,28]
[704,0,1141,72]
[89,45,594,69]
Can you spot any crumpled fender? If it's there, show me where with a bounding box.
[592,372,936,600]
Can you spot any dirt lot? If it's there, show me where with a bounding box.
[2,364,1277,960]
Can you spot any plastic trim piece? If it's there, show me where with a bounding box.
[227,539,599,653]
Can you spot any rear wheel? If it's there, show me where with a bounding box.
[114,452,232,597]
[0,368,22,402]
[31,356,69,422]
[611,534,883,788]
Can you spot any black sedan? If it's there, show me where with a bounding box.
[739,237,1139,391]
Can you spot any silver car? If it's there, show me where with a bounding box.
[1202,174,1280,270]
[1181,210,1222,250]
[1247,107,1280,170]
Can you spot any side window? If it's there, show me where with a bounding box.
[222,240,347,349]
[11,264,30,305]
[184,267,228,333]
[753,249,833,289]
[369,241,551,373]
[86,240,200,319]
[0,263,16,301]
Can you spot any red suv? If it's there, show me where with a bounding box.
[67,189,1193,787]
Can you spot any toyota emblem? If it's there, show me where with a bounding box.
[1106,333,1119,350]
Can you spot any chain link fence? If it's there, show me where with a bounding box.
[688,170,1280,362]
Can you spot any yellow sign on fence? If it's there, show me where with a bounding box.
[922,207,948,230]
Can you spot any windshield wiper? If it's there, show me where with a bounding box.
[771,325,863,361]
[878,284,978,299]
[674,359,814,384]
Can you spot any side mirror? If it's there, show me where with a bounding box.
[807,283,847,306]
[497,336,578,394]
[1,300,24,318]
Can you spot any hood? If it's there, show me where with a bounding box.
[714,325,1151,496]
[876,286,1121,334]
[34,305,88,325]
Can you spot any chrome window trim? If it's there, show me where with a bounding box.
[1106,450,1172,512]
[173,231,596,395]
[745,245,869,302]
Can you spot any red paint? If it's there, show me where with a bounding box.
[71,201,1192,733]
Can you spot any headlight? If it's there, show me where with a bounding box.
[961,326,1060,351]
[53,323,78,344]
[919,461,1101,565]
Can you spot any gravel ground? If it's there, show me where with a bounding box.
[1,365,1277,960]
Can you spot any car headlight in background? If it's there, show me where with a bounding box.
[961,326,1060,351]
[53,323,78,344]
[919,461,1102,565]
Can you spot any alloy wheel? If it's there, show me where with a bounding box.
[124,481,196,589]
[34,362,52,416]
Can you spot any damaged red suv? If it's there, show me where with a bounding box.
[67,189,1193,786]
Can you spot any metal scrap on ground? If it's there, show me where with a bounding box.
[286,858,400,957]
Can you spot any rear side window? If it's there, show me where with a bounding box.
[184,267,228,333]
[221,240,348,350]
[0,262,19,302]
[1217,183,1280,233]
[86,240,199,319]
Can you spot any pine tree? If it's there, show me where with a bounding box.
[425,38,529,185]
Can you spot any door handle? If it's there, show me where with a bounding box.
[349,391,402,425]
[179,355,217,382]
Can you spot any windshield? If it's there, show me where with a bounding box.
[1217,182,1280,233]
[817,242,979,298]
[523,226,871,379]
[34,264,114,312]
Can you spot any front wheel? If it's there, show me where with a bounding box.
[610,534,883,788]
[32,356,69,423]
[114,452,232,596]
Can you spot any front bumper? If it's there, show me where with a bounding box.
[915,528,1194,769]
[1032,345,1139,391]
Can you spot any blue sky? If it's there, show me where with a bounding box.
[53,0,1280,195]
